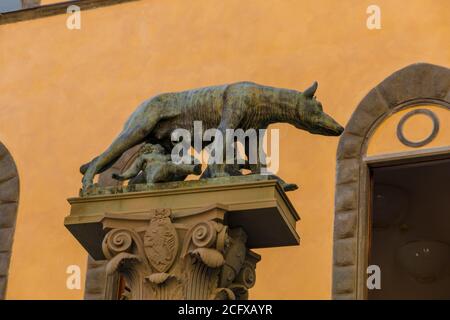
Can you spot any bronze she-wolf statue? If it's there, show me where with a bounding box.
[80,81,344,189]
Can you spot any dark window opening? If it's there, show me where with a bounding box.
[368,158,450,299]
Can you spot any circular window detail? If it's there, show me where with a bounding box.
[396,109,439,148]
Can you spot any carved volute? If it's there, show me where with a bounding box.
[100,207,260,300]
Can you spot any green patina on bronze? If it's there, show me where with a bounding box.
[80,81,344,189]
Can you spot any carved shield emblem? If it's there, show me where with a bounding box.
[143,209,179,273]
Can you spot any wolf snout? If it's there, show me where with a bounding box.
[335,124,344,135]
[319,113,344,136]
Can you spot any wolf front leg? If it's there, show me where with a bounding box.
[244,132,261,174]
[206,98,246,178]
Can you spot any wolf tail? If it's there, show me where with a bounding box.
[79,161,93,174]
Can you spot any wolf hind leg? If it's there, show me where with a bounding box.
[82,108,162,189]
[82,129,146,189]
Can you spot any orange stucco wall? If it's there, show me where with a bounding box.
[0,0,449,299]
[40,0,66,4]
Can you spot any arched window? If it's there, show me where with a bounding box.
[332,63,450,299]
[0,142,19,299]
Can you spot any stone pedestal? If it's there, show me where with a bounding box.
[65,175,300,300]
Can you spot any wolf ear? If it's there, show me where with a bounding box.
[303,81,318,98]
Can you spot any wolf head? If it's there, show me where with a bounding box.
[294,82,344,136]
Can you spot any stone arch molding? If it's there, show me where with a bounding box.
[0,142,19,299]
[332,63,450,299]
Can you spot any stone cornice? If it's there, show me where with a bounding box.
[0,0,139,26]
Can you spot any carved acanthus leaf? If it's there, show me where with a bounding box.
[191,248,225,268]
[145,272,175,285]
[105,252,141,275]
